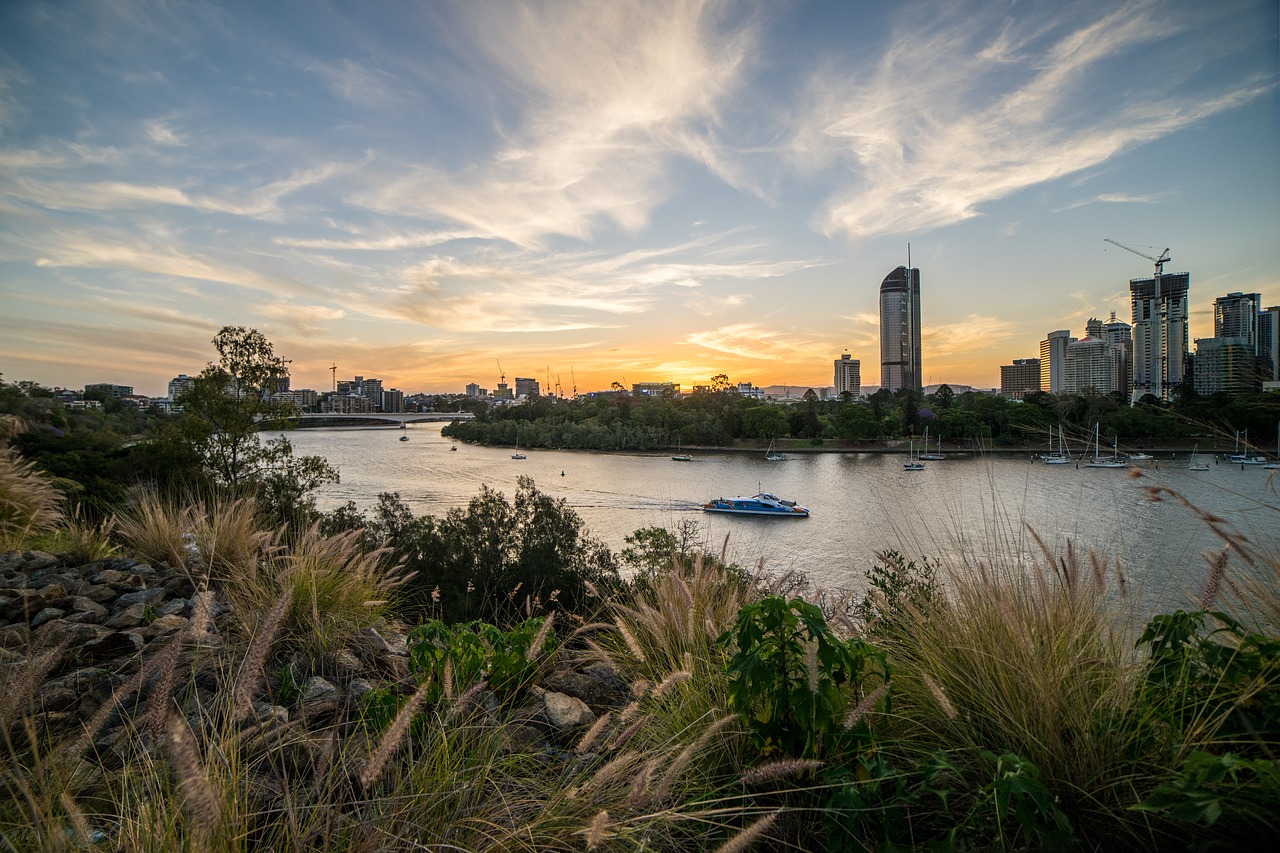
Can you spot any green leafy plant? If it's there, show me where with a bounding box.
[1133,750,1280,835]
[407,616,555,702]
[719,596,888,759]
[957,751,1074,849]
[1138,609,1280,753]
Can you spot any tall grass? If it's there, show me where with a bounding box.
[0,448,64,551]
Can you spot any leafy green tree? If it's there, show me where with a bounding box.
[178,326,336,522]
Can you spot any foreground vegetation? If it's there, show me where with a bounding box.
[3,447,1277,850]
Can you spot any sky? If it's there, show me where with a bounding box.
[1,0,1277,397]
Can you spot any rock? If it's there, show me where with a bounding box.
[90,569,125,585]
[22,552,60,572]
[532,686,595,730]
[365,627,409,656]
[155,598,188,618]
[300,676,341,719]
[30,607,66,629]
[80,585,119,605]
[145,614,188,636]
[334,648,363,675]
[116,588,166,607]
[66,597,109,620]
[37,583,68,601]
[543,667,630,710]
[347,678,375,705]
[501,722,549,753]
[38,620,113,647]
[105,603,148,629]
[81,631,145,662]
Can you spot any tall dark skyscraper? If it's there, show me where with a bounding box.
[1129,271,1189,402]
[879,265,921,392]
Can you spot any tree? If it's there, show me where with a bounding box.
[933,384,954,409]
[710,373,733,393]
[178,326,336,521]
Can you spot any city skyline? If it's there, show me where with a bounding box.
[1,0,1278,396]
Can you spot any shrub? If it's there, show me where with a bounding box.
[115,490,195,570]
[719,596,888,760]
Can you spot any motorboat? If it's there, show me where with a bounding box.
[671,454,693,462]
[511,453,526,460]
[703,490,809,517]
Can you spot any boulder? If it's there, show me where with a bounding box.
[531,686,595,731]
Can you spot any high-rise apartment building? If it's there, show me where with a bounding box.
[168,374,196,399]
[1101,312,1133,400]
[879,265,921,393]
[1000,358,1041,399]
[1258,306,1280,383]
[1193,337,1256,397]
[833,352,861,398]
[1130,272,1190,401]
[1214,292,1261,352]
[1065,337,1113,395]
[514,377,540,397]
[1039,330,1074,394]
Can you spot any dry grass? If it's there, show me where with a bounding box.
[115,490,195,570]
[0,448,64,550]
[192,495,272,583]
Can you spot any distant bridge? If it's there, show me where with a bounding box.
[286,412,475,428]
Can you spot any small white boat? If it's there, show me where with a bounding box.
[1128,451,1153,461]
[511,453,526,460]
[1188,444,1209,471]
[671,454,693,462]
[703,490,809,517]
[765,438,786,461]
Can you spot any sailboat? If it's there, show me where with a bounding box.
[671,438,692,462]
[1084,424,1127,469]
[398,422,409,441]
[1227,429,1267,465]
[1188,443,1210,471]
[918,426,945,461]
[903,439,924,470]
[1041,424,1070,465]
[765,438,786,461]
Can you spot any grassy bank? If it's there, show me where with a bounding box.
[2,449,1277,850]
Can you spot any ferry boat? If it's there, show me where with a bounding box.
[703,490,809,518]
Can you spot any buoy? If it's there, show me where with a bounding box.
[561,470,565,477]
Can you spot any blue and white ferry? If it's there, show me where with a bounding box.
[703,490,810,518]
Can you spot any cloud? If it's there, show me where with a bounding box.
[305,59,398,106]
[797,0,1274,241]
[687,323,821,360]
[1055,192,1162,211]
[355,0,755,246]
[257,301,346,336]
[922,314,1022,359]
[145,120,185,147]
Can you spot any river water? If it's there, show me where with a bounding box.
[266,424,1280,619]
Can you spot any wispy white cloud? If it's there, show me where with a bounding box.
[355,0,755,246]
[798,0,1274,241]
[687,322,822,360]
[1054,192,1163,211]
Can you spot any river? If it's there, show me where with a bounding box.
[266,424,1280,619]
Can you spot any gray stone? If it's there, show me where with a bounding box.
[347,678,375,704]
[38,686,78,713]
[156,598,188,617]
[334,648,362,675]
[37,583,68,601]
[146,614,188,635]
[81,630,144,662]
[105,603,147,629]
[80,585,118,605]
[543,668,630,710]
[116,587,165,607]
[365,627,409,656]
[90,569,125,585]
[67,597,109,619]
[37,620,113,647]
[30,607,66,629]
[300,676,340,718]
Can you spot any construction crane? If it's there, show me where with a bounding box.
[570,367,577,397]
[1104,239,1171,276]
[496,359,505,386]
